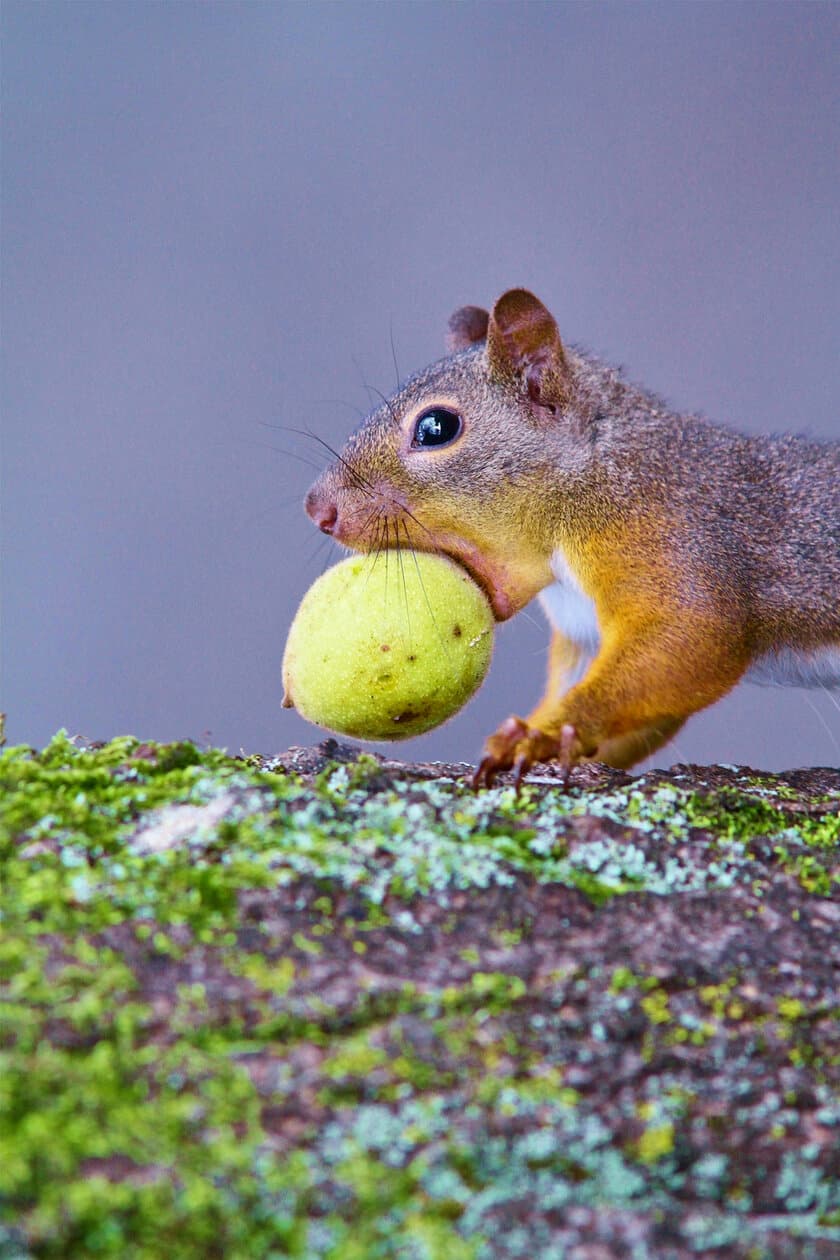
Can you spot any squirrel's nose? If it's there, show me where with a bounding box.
[305,488,338,534]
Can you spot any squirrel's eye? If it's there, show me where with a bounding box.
[412,407,462,448]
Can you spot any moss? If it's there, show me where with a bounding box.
[5,735,834,929]
[640,990,671,1026]
[223,950,296,995]
[2,736,839,1257]
[609,966,639,993]
[776,997,805,1021]
[681,787,792,841]
[634,1121,676,1164]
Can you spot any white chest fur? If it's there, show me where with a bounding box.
[538,548,601,653]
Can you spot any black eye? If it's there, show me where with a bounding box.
[412,407,462,448]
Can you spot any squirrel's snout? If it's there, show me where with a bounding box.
[305,487,338,534]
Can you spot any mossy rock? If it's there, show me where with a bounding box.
[1,732,838,1258]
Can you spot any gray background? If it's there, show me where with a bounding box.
[3,0,838,771]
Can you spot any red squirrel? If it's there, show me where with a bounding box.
[303,289,840,785]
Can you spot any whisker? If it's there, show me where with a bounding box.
[362,511,387,589]
[305,531,335,567]
[271,423,370,485]
[364,512,388,594]
[356,504,387,543]
[320,545,337,577]
[398,518,449,656]
[801,691,840,758]
[396,525,412,650]
[375,515,389,574]
[516,607,544,632]
[352,356,378,412]
[286,427,376,497]
[384,517,392,611]
[365,383,401,429]
[308,530,340,577]
[234,434,323,472]
[398,504,442,551]
[389,319,401,393]
[817,680,840,717]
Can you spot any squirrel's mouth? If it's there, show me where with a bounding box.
[445,555,515,621]
[321,497,518,621]
[429,544,517,622]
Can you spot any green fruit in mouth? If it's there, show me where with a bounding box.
[282,552,494,740]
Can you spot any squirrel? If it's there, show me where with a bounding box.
[303,289,840,786]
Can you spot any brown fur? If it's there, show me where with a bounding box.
[304,290,840,779]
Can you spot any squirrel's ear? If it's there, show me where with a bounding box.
[446,305,489,352]
[487,289,570,411]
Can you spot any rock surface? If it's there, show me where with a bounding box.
[1,733,838,1258]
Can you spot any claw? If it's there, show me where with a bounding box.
[471,756,495,790]
[512,753,529,793]
[472,715,530,790]
[473,718,584,793]
[558,723,577,791]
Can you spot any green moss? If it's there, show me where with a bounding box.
[777,997,805,1021]
[2,736,839,1258]
[773,838,839,896]
[640,990,671,1025]
[609,966,639,993]
[223,951,296,996]
[681,787,788,840]
[5,735,834,931]
[635,1121,675,1164]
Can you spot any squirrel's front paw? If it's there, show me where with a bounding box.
[472,718,582,790]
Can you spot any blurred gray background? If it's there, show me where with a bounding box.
[3,0,838,771]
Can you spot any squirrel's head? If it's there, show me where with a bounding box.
[304,289,594,621]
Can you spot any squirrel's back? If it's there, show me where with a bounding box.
[578,352,840,643]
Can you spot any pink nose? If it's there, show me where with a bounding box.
[305,488,338,534]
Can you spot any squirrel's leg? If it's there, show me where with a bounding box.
[527,629,593,727]
[533,633,686,768]
[474,714,686,785]
[472,629,587,788]
[592,717,686,770]
[474,619,745,787]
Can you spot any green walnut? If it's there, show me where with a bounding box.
[282,552,494,740]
